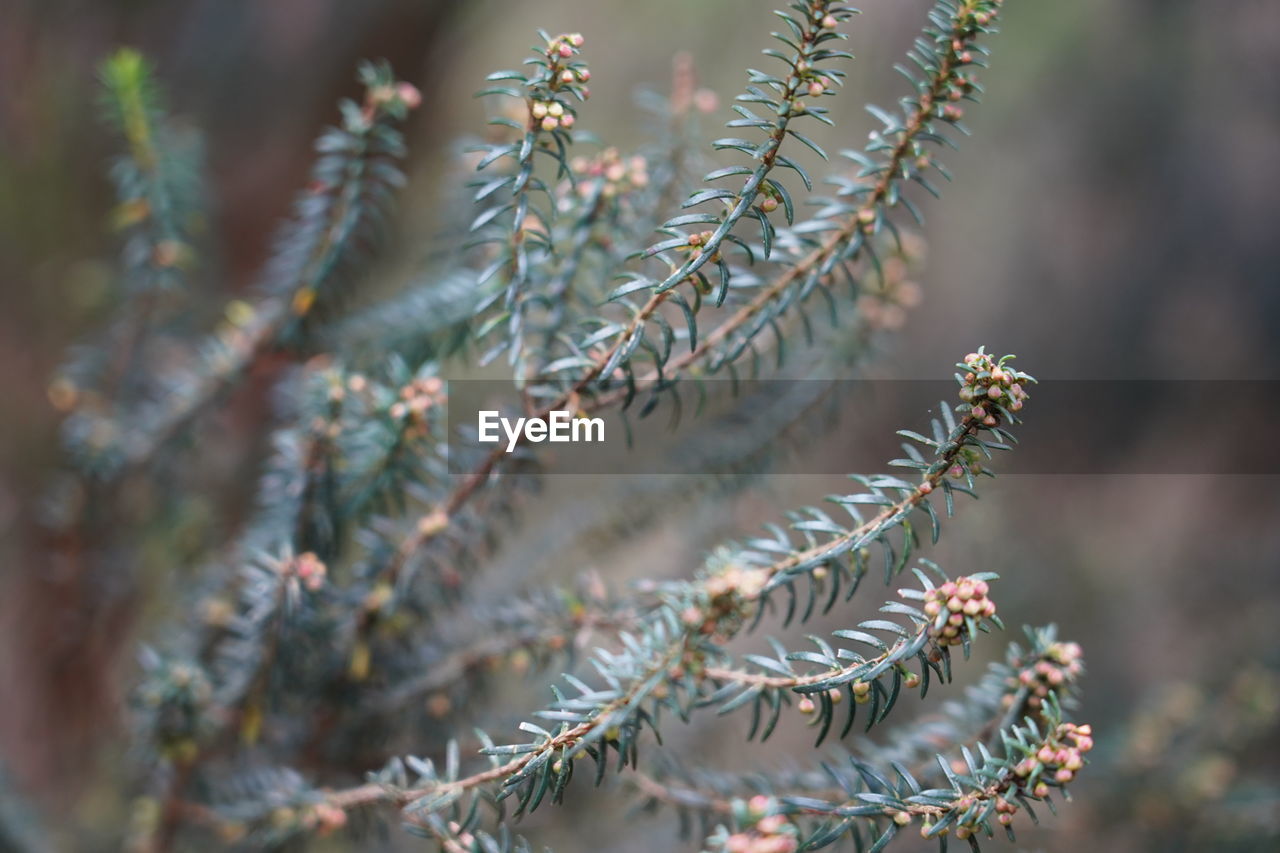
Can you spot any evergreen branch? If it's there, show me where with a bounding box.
[368,0,1006,594]
[327,350,1031,828]
[363,577,641,717]
[584,0,1006,410]
[630,627,1086,842]
[60,62,419,477]
[469,31,590,374]
[646,693,1093,851]
[97,47,204,295]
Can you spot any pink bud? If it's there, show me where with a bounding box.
[1055,768,1074,783]
[395,82,422,109]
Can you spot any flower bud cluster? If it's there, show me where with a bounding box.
[292,552,327,592]
[531,98,576,131]
[1014,721,1094,787]
[367,81,421,113]
[757,184,781,214]
[684,565,771,638]
[532,33,589,131]
[1005,640,1084,711]
[717,797,799,853]
[685,229,723,263]
[796,680,870,716]
[920,576,995,646]
[956,349,1032,427]
[388,375,445,431]
[946,445,986,479]
[567,147,649,201]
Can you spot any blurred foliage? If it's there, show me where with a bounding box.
[2,0,1279,851]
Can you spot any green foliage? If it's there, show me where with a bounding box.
[37,1,1098,851]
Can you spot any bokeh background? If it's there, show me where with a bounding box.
[2,0,1279,850]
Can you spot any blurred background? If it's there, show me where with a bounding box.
[2,0,1278,850]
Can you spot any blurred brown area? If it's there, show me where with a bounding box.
[2,0,1279,850]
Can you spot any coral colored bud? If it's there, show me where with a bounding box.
[561,70,576,83]
[984,415,998,426]
[560,113,576,128]
[1037,746,1055,763]
[988,384,1003,400]
[919,480,933,494]
[558,43,574,58]
[797,697,816,714]
[1055,768,1074,783]
[395,82,422,109]
[947,596,963,613]
[808,81,825,97]
[948,612,964,626]
[541,116,559,131]
[760,196,779,213]
[998,813,1013,826]
[821,14,838,28]
[569,33,585,47]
